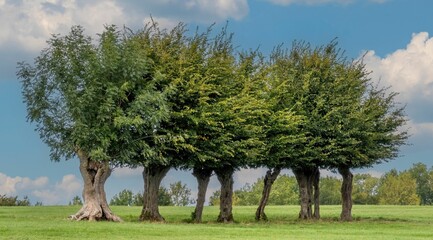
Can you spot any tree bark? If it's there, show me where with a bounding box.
[255,167,281,221]
[69,149,122,222]
[191,166,213,223]
[313,167,320,219]
[339,166,353,221]
[139,164,170,222]
[293,167,314,220]
[215,167,235,223]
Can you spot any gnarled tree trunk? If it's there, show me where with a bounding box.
[313,167,320,219]
[215,167,235,223]
[139,164,170,222]
[293,167,320,220]
[191,166,213,223]
[255,167,281,221]
[69,149,122,222]
[338,166,353,221]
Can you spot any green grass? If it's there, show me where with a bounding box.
[1,205,432,239]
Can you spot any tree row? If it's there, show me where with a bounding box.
[18,21,408,223]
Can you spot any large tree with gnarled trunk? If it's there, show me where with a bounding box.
[18,25,167,221]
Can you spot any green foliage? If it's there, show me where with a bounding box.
[407,163,433,205]
[319,176,342,205]
[208,190,220,207]
[158,187,173,206]
[378,170,420,205]
[168,181,194,206]
[110,189,134,206]
[352,174,379,204]
[109,186,187,206]
[69,196,83,206]
[0,195,31,206]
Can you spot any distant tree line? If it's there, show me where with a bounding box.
[0,195,33,206]
[109,181,194,207]
[210,162,432,206]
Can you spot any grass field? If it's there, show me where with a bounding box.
[1,205,432,239]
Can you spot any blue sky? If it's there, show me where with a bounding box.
[1,0,433,205]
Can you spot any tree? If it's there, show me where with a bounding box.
[235,175,299,207]
[110,189,133,206]
[262,41,351,220]
[0,195,31,206]
[0,195,18,206]
[209,190,221,207]
[335,79,408,220]
[408,163,433,205]
[352,174,379,204]
[378,170,420,205]
[129,188,172,206]
[169,181,193,206]
[319,177,341,205]
[18,25,167,221]
[69,196,83,206]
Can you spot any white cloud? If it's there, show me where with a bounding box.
[0,0,127,52]
[112,167,143,178]
[0,172,81,205]
[0,173,49,195]
[406,120,433,140]
[55,174,81,194]
[362,32,433,103]
[0,0,249,53]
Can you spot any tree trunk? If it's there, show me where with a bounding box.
[313,167,320,219]
[215,167,235,223]
[293,167,313,220]
[139,164,170,222]
[339,166,353,221]
[69,149,122,222]
[191,166,213,223]
[255,167,281,221]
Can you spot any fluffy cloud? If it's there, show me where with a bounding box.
[0,173,48,195]
[0,0,126,52]
[0,0,249,53]
[0,172,81,205]
[363,32,433,103]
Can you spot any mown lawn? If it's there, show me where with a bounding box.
[1,205,432,239]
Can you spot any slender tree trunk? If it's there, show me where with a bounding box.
[339,166,353,221]
[293,167,314,220]
[69,149,122,222]
[139,164,170,222]
[191,166,213,223]
[215,167,235,223]
[255,167,281,221]
[313,167,320,219]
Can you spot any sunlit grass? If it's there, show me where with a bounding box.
[1,205,432,239]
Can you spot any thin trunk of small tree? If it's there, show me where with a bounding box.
[69,149,122,222]
[139,164,170,222]
[339,166,353,221]
[215,167,235,223]
[255,167,281,221]
[313,167,320,219]
[191,166,213,223]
